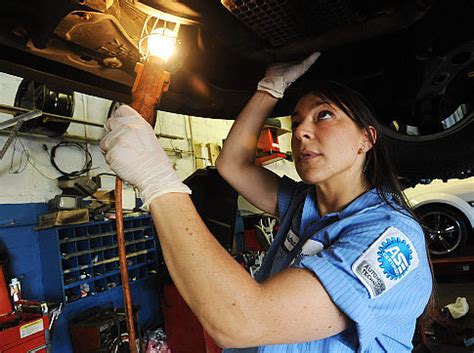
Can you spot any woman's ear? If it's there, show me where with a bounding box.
[360,126,377,153]
[367,126,377,145]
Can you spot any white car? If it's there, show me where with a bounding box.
[403,177,474,257]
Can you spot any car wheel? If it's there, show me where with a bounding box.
[416,204,469,257]
[383,111,474,182]
[379,44,474,182]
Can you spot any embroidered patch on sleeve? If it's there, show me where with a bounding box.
[351,226,419,298]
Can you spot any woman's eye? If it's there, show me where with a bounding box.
[318,110,333,120]
[291,121,299,131]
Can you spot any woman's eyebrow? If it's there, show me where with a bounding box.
[291,99,334,119]
[311,99,332,109]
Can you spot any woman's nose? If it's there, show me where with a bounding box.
[294,122,313,141]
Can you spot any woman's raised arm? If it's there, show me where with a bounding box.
[216,51,321,216]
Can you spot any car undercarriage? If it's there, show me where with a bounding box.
[0,0,473,183]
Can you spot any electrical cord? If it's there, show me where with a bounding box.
[9,136,28,174]
[50,141,92,178]
[8,136,57,180]
[96,172,117,177]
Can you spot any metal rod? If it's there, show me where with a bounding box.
[115,56,170,353]
[0,129,194,155]
[114,177,138,352]
[0,129,100,144]
[0,103,184,140]
[0,109,42,130]
[0,121,24,159]
[0,110,43,159]
[0,104,103,128]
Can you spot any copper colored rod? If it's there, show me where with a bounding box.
[115,178,137,352]
[115,56,170,353]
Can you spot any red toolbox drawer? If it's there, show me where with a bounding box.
[0,316,48,353]
[3,335,46,353]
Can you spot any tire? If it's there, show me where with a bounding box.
[383,111,474,182]
[415,204,469,257]
[381,43,474,182]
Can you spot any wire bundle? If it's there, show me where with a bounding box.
[50,141,92,178]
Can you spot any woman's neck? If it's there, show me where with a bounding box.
[315,179,369,217]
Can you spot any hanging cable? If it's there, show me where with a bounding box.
[96,172,117,177]
[8,136,57,180]
[50,141,92,178]
[8,136,28,174]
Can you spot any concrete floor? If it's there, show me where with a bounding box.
[434,243,474,306]
[436,281,474,307]
[419,260,474,353]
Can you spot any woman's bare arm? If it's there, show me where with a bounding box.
[149,193,350,348]
[216,91,280,215]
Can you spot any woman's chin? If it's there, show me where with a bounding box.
[297,170,324,185]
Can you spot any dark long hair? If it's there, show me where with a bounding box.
[308,81,436,335]
[308,81,411,214]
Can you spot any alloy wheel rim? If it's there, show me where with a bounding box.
[420,210,463,255]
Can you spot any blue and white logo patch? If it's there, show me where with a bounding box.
[352,226,419,298]
[378,237,413,280]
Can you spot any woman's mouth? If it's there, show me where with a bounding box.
[300,150,321,161]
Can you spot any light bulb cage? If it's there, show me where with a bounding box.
[139,16,180,61]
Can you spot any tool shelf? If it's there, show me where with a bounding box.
[39,215,159,304]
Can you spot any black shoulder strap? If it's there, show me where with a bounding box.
[255,184,310,282]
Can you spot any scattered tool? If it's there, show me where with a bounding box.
[0,110,42,159]
[48,302,63,330]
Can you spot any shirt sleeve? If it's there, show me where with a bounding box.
[291,211,432,351]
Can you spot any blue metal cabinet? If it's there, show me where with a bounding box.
[37,215,163,352]
[38,215,159,304]
[1,205,162,352]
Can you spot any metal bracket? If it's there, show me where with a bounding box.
[0,109,42,159]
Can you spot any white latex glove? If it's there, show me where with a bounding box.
[257,51,321,99]
[100,105,191,210]
[444,297,469,319]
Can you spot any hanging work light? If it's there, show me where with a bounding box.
[139,16,180,62]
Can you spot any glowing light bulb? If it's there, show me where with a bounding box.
[148,27,178,61]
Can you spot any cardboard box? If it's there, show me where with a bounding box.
[91,189,136,211]
[38,209,89,229]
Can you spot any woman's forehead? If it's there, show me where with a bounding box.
[293,94,339,116]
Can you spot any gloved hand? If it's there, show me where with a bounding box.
[257,51,321,99]
[100,105,191,210]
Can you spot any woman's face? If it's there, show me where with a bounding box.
[291,93,369,186]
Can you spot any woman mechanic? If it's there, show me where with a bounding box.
[100,52,432,352]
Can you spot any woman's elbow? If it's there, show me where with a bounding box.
[215,154,237,179]
[215,153,225,173]
[206,325,260,349]
[206,328,233,349]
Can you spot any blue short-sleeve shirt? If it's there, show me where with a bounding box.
[224,177,432,353]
